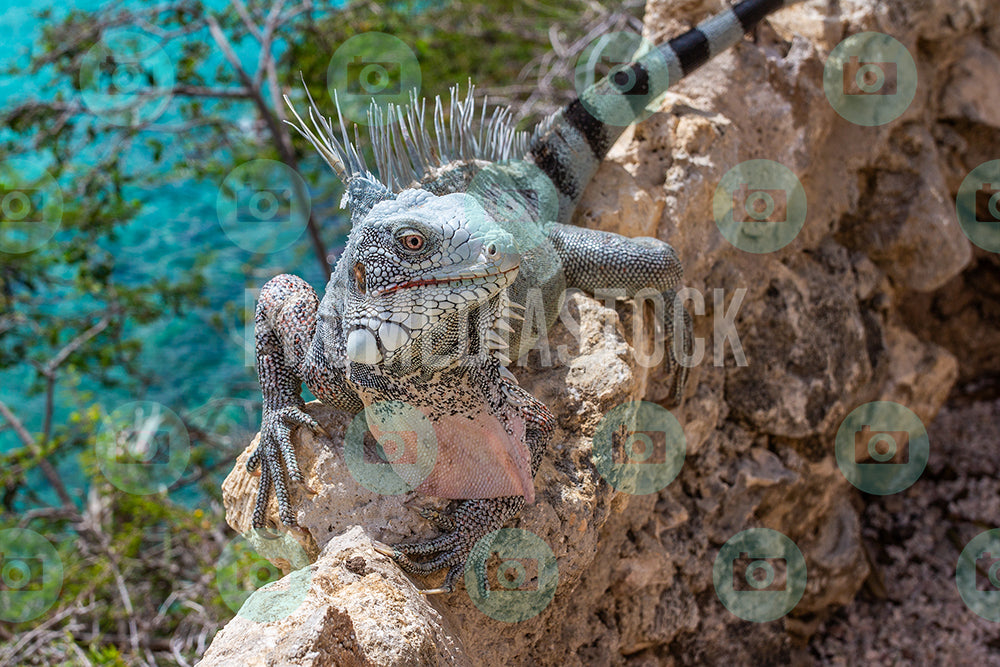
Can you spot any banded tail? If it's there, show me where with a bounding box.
[528,0,800,221]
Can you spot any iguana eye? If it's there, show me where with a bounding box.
[398,232,425,252]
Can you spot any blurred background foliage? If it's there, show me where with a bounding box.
[0,0,641,663]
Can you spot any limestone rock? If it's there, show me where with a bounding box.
[198,527,466,666]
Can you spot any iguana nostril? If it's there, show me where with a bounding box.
[487,243,498,257]
[353,263,366,293]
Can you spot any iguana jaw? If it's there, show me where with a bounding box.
[344,262,519,366]
[373,264,519,297]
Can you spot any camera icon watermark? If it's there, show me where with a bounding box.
[79,29,175,126]
[956,529,1000,622]
[975,551,1000,592]
[486,556,539,592]
[216,159,311,254]
[0,158,64,255]
[956,160,1000,253]
[346,56,402,96]
[713,159,807,254]
[731,552,787,592]
[465,527,557,622]
[1,187,45,224]
[834,401,929,495]
[215,528,311,623]
[591,400,686,495]
[842,56,897,96]
[731,184,788,224]
[611,425,669,465]
[234,185,293,224]
[0,528,64,623]
[853,424,908,465]
[94,400,190,495]
[975,183,1000,223]
[343,400,437,496]
[713,528,806,622]
[823,32,917,126]
[574,31,672,127]
[1,555,45,592]
[327,32,422,126]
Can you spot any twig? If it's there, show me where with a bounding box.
[206,11,330,275]
[173,85,252,99]
[0,399,75,510]
[0,602,95,666]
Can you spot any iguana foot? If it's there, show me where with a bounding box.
[247,404,325,527]
[382,497,525,593]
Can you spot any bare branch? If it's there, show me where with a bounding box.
[0,312,113,510]
[172,85,252,99]
[230,0,263,42]
[206,14,253,89]
[42,313,113,377]
[18,506,81,526]
[0,397,76,508]
[206,10,330,275]
[0,603,95,666]
[254,0,288,89]
[0,399,37,451]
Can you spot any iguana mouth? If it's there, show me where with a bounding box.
[374,265,519,297]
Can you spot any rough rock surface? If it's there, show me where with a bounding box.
[203,0,1000,664]
[200,527,465,667]
[810,397,1000,665]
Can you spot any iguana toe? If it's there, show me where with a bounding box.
[248,404,325,528]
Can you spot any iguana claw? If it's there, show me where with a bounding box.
[372,544,395,557]
[373,544,459,593]
[661,288,693,405]
[247,404,324,528]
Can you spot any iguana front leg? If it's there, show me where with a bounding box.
[249,274,360,527]
[548,223,693,402]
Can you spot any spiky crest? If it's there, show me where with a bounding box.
[283,80,534,199]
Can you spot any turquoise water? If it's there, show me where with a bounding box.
[0,0,347,502]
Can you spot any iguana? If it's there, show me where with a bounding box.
[248,0,801,593]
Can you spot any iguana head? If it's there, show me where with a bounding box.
[337,188,519,366]
[285,87,534,368]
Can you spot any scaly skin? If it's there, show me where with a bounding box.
[246,0,802,592]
